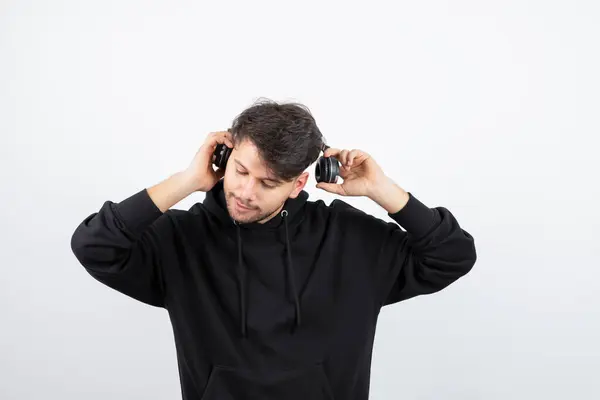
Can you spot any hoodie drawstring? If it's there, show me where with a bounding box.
[282,210,302,333]
[234,209,302,338]
[235,221,247,337]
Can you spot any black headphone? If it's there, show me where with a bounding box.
[212,130,340,183]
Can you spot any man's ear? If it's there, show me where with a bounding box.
[289,172,309,198]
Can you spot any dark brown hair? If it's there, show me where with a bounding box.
[229,97,325,182]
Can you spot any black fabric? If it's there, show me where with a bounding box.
[71,178,477,399]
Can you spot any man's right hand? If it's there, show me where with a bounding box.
[183,130,234,193]
[147,130,234,212]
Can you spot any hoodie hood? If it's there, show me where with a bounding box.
[202,179,309,338]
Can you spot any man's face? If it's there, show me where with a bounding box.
[223,138,308,224]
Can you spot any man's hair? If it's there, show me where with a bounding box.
[229,98,324,182]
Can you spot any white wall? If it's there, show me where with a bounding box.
[1,1,598,399]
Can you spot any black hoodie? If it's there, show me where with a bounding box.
[71,179,476,400]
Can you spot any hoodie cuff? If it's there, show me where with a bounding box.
[112,188,164,236]
[387,192,439,239]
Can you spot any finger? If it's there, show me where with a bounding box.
[316,182,344,195]
[209,131,234,149]
[339,149,350,166]
[323,147,341,158]
[339,164,351,178]
[347,149,360,166]
[218,130,234,147]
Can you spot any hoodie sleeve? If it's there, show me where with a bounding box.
[70,188,171,308]
[366,192,477,308]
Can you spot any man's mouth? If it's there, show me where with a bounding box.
[235,198,253,211]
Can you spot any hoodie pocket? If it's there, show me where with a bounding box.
[199,362,335,400]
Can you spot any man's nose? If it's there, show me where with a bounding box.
[239,179,257,201]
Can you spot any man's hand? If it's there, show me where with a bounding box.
[184,130,235,193]
[147,130,235,213]
[315,147,410,214]
[315,147,387,197]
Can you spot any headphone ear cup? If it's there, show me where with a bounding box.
[315,155,340,183]
[213,144,232,170]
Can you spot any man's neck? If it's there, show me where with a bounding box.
[257,202,285,224]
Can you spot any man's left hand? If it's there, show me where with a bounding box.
[315,147,387,198]
[316,147,411,213]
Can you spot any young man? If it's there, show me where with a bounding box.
[71,99,477,400]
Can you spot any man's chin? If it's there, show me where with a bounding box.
[231,209,252,220]
[226,204,258,223]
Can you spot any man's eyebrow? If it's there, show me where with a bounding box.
[234,159,283,183]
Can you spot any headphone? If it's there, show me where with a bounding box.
[212,130,340,183]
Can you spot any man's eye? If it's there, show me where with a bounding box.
[237,169,274,188]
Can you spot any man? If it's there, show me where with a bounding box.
[71,99,477,400]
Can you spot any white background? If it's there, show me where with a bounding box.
[2,1,599,399]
